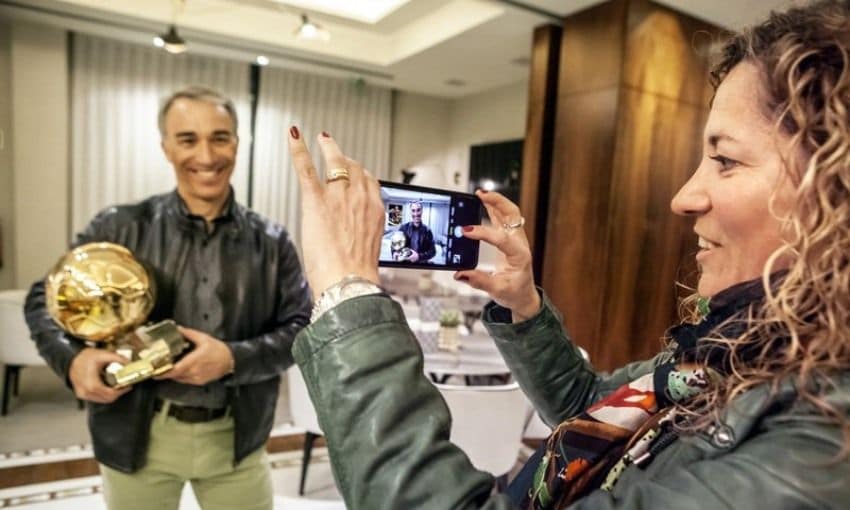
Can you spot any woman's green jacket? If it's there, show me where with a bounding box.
[293,292,850,509]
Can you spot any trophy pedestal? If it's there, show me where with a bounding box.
[103,320,189,388]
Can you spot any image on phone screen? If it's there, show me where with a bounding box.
[378,181,482,270]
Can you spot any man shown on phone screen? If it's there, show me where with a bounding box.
[397,201,435,263]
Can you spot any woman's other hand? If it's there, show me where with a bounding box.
[288,128,385,299]
[454,190,541,322]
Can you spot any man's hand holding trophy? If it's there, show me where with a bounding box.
[46,242,191,394]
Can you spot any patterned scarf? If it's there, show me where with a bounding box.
[516,277,771,509]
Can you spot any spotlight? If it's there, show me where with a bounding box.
[295,14,330,41]
[256,55,270,66]
[153,36,165,48]
[157,25,187,54]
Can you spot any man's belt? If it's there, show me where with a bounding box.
[154,399,227,423]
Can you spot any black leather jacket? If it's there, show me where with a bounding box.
[24,190,312,473]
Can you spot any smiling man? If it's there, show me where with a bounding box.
[25,86,312,510]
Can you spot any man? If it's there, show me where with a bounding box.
[24,86,312,510]
[397,201,435,262]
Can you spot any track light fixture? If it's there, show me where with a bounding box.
[154,25,187,54]
[153,0,188,54]
[295,14,330,42]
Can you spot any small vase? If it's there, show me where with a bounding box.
[438,326,460,352]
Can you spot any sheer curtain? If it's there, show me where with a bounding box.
[251,68,392,244]
[70,34,252,234]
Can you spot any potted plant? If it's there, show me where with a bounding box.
[438,309,461,352]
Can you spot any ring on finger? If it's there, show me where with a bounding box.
[326,167,350,183]
[502,216,525,234]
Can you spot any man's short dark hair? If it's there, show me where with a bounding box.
[158,86,238,138]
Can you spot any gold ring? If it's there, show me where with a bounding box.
[326,167,350,183]
[502,216,525,234]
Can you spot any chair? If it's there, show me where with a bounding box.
[0,289,47,415]
[288,365,324,496]
[434,381,530,488]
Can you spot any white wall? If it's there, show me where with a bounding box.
[10,22,69,288]
[446,80,528,192]
[390,91,452,186]
[0,19,14,290]
[391,80,528,191]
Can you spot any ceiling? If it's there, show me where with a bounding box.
[3,0,795,97]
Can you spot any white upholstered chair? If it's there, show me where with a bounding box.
[434,381,530,487]
[0,289,47,415]
[288,365,324,495]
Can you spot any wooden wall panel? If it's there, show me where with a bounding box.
[539,0,716,370]
[544,88,620,361]
[601,88,705,368]
[520,24,562,281]
[623,0,715,105]
[559,0,627,95]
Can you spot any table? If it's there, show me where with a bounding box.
[419,328,510,383]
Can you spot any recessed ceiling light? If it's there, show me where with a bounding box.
[256,55,270,66]
[153,36,165,48]
[274,0,409,24]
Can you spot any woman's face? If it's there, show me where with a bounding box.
[671,62,797,297]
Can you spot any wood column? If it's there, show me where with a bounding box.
[520,24,562,283]
[540,0,715,370]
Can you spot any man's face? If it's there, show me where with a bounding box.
[410,203,422,226]
[160,98,238,204]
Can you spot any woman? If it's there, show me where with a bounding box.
[287,1,850,508]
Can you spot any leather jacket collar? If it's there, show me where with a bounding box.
[166,188,244,238]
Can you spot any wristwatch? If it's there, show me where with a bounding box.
[311,275,383,323]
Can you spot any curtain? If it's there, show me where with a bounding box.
[70,34,251,234]
[251,68,392,245]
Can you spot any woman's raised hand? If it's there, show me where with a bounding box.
[287,128,385,299]
[454,190,541,322]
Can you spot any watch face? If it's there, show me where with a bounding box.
[312,277,382,323]
[340,281,381,299]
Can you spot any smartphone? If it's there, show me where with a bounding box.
[378,180,482,270]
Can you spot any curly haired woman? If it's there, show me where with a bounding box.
[285,1,850,508]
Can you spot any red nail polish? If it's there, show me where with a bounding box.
[290,126,300,140]
[479,189,489,194]
[321,131,331,138]
[457,276,469,282]
[462,225,474,232]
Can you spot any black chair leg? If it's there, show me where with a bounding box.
[299,431,320,496]
[2,365,13,416]
[11,365,20,396]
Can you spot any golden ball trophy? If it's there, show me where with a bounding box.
[45,242,189,388]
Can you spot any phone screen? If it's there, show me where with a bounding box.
[378,180,482,270]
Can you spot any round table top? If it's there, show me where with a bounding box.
[418,327,510,377]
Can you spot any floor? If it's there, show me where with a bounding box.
[0,366,293,455]
[0,366,341,508]
[0,449,341,509]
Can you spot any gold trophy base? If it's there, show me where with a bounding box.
[102,320,189,388]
